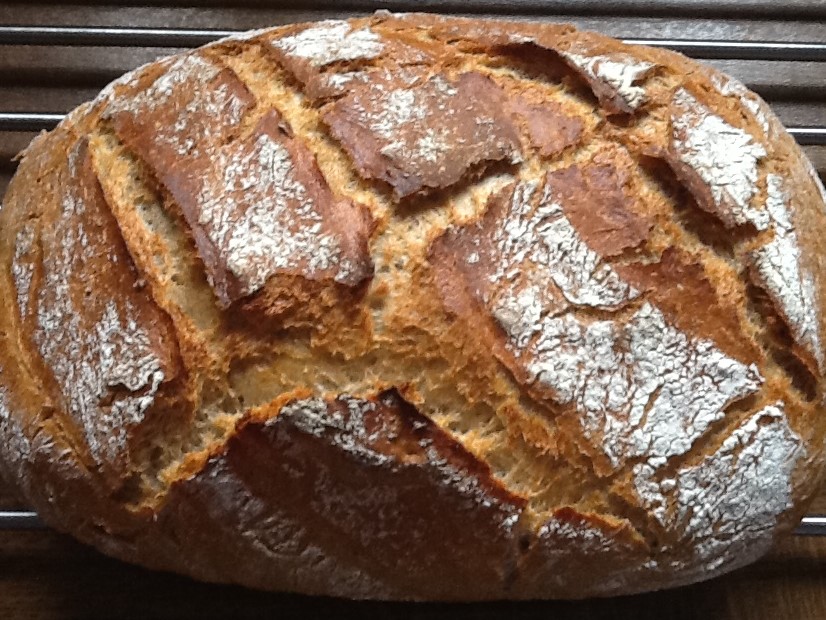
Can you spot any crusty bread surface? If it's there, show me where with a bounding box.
[1,12,826,600]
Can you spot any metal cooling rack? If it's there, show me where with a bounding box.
[0,24,824,537]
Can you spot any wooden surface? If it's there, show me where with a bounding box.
[1,2,825,619]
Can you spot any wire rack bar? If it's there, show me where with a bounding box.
[0,112,65,132]
[623,38,826,61]
[794,516,826,537]
[1,26,826,61]
[0,26,235,48]
[0,511,43,530]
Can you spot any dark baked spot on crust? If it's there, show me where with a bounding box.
[169,389,527,598]
[550,162,652,258]
[323,69,522,199]
[744,281,818,401]
[515,506,648,597]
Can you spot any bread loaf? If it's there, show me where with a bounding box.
[1,12,826,599]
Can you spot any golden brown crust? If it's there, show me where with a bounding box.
[323,69,522,198]
[107,55,374,309]
[1,117,187,488]
[506,94,585,159]
[1,11,826,601]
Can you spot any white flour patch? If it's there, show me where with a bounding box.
[709,73,772,135]
[105,54,219,117]
[354,75,464,167]
[750,175,823,370]
[528,303,762,467]
[104,53,248,158]
[481,178,763,469]
[488,180,636,313]
[677,403,801,571]
[373,85,427,138]
[195,130,353,297]
[33,177,165,464]
[167,81,248,157]
[0,370,32,464]
[12,225,36,319]
[271,20,384,67]
[672,89,767,228]
[324,71,366,91]
[561,51,655,110]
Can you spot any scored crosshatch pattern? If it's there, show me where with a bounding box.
[0,1,824,616]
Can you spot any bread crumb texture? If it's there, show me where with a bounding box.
[1,13,825,600]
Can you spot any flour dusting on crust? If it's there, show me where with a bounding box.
[0,369,32,464]
[174,111,372,305]
[270,20,384,67]
[107,53,253,159]
[709,73,772,135]
[198,130,345,296]
[12,225,36,319]
[670,89,768,228]
[36,237,165,463]
[488,179,637,313]
[276,396,390,466]
[434,172,762,469]
[750,175,823,370]
[106,54,219,118]
[24,142,172,465]
[325,70,522,197]
[636,402,803,576]
[529,303,762,467]
[677,403,802,570]
[275,392,524,513]
[561,51,655,111]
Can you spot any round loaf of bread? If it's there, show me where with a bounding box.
[1,12,826,600]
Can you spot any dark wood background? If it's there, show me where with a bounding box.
[1,2,825,618]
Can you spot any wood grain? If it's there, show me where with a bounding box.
[0,525,823,620]
[1,3,825,619]
[3,5,826,41]
[16,0,826,19]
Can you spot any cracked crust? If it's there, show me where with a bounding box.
[1,12,826,601]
